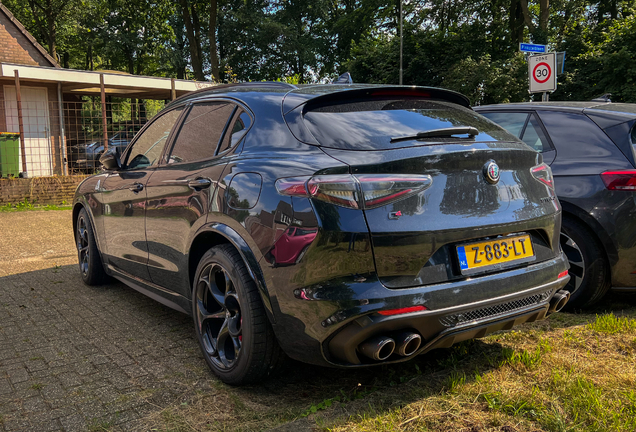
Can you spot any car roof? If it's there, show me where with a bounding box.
[475,101,610,112]
[168,82,471,109]
[475,101,636,125]
[476,101,636,114]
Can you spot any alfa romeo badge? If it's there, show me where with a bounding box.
[484,160,500,184]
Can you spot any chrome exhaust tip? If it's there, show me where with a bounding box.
[358,336,396,361]
[394,332,422,357]
[548,289,571,313]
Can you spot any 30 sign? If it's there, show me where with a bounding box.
[528,53,556,93]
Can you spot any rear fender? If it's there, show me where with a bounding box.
[190,223,275,322]
[560,200,616,265]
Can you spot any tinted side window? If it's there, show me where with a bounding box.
[538,110,631,173]
[168,102,235,163]
[480,112,529,137]
[126,108,183,169]
[520,115,550,152]
[218,110,251,155]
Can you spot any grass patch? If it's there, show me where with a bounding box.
[324,309,636,431]
[0,199,71,212]
[30,383,44,390]
[588,313,636,334]
[140,295,636,432]
[87,418,114,431]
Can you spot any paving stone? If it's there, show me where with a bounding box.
[7,367,29,385]
[59,413,87,431]
[0,211,226,431]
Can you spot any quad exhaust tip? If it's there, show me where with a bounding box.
[548,289,571,313]
[394,332,422,357]
[358,332,423,361]
[358,336,395,361]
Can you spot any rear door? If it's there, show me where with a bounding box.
[100,107,184,280]
[144,101,241,296]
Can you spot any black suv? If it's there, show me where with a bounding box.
[73,83,570,384]
[476,102,636,308]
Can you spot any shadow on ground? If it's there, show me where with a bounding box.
[1,262,635,431]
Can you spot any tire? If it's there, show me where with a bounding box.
[76,208,109,285]
[560,217,610,309]
[192,244,285,385]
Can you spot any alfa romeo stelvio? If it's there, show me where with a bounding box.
[73,82,570,384]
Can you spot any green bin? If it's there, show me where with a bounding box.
[0,132,20,178]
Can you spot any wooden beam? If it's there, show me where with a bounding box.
[100,74,108,150]
[13,70,28,175]
[57,83,68,175]
[171,78,176,101]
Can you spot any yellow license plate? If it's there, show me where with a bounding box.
[456,234,535,275]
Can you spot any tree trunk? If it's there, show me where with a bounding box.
[46,0,57,61]
[209,0,220,82]
[519,0,549,44]
[179,0,205,81]
[539,0,549,32]
[191,5,204,75]
[509,0,525,47]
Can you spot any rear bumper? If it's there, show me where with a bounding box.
[270,252,569,367]
[326,274,569,366]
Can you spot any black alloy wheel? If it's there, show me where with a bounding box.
[195,262,243,369]
[76,208,108,285]
[560,231,585,294]
[192,244,285,385]
[77,215,90,277]
[560,217,610,309]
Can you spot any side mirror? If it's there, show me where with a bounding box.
[99,146,121,171]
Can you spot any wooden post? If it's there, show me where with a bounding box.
[100,74,108,150]
[57,83,68,175]
[13,70,28,175]
[171,78,176,101]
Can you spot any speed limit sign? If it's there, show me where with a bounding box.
[528,52,556,93]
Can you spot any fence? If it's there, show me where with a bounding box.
[0,94,166,178]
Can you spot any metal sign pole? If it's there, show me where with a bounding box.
[399,0,403,85]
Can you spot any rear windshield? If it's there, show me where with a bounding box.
[302,99,518,150]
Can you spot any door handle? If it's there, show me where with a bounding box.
[188,178,212,190]
[129,183,144,193]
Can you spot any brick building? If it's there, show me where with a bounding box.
[0,3,63,177]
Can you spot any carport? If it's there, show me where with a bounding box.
[0,62,214,177]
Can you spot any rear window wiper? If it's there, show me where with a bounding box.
[390,126,479,143]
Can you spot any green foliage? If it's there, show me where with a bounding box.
[587,313,636,334]
[500,346,543,369]
[4,0,636,101]
[0,199,71,212]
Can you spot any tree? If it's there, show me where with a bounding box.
[518,0,550,44]
[179,0,206,80]
[4,0,77,60]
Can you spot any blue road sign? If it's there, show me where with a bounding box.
[519,43,546,53]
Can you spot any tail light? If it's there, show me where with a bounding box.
[276,174,433,209]
[601,170,636,191]
[531,163,554,188]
